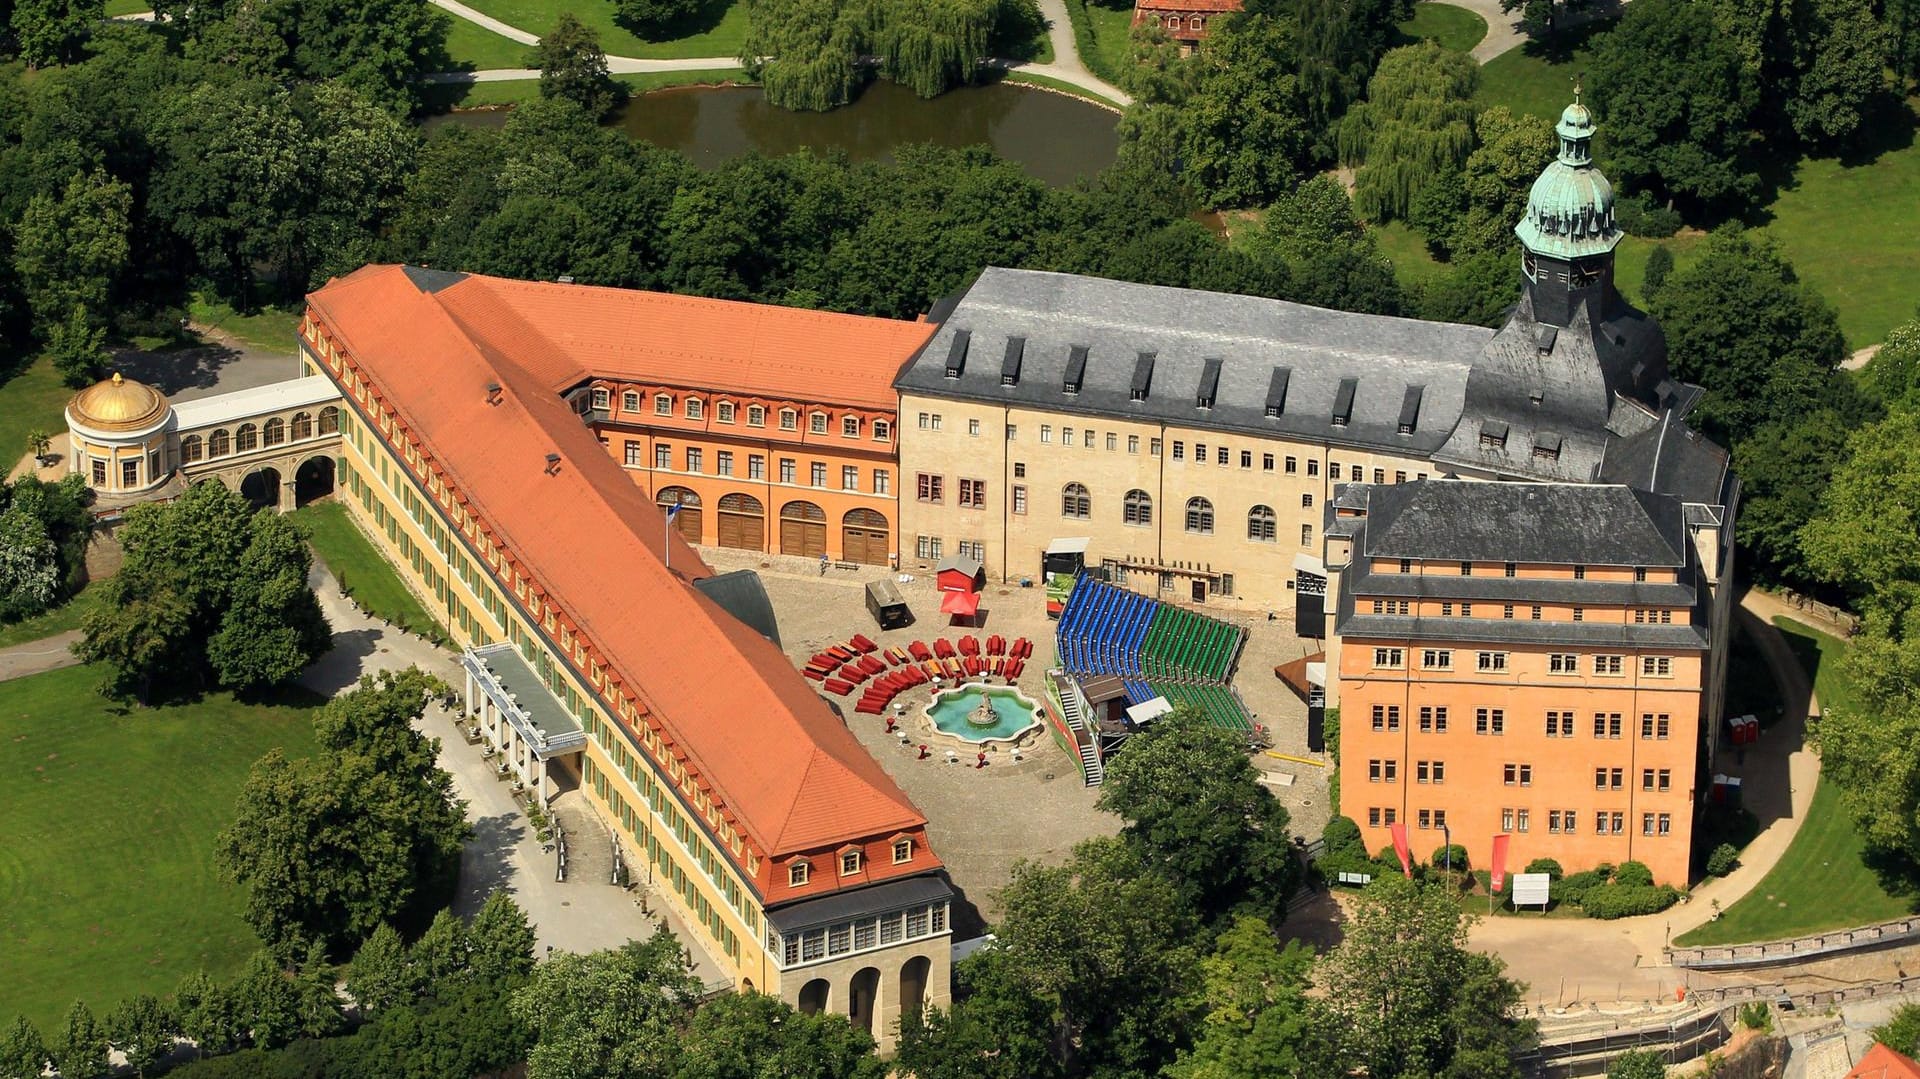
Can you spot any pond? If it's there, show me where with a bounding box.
[439,80,1120,187]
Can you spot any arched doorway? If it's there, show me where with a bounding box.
[898,955,930,1019]
[295,456,335,507]
[848,967,881,1033]
[656,486,702,544]
[779,500,827,559]
[841,508,889,566]
[797,978,830,1015]
[717,493,764,551]
[239,467,281,511]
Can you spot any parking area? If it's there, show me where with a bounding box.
[697,548,1333,930]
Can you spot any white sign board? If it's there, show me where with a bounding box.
[1511,872,1552,907]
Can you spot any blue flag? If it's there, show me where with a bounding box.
[664,503,682,520]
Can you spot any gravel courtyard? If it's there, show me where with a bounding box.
[697,548,1333,933]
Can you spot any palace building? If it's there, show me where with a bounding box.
[299,265,952,1046]
[1130,0,1238,49]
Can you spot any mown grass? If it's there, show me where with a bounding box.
[423,67,746,110]
[0,585,105,650]
[292,502,446,641]
[1675,619,1917,946]
[0,664,320,1033]
[1066,0,1134,87]
[0,357,75,479]
[186,295,301,354]
[448,0,748,59]
[1000,70,1123,111]
[1372,219,1449,288]
[443,15,536,70]
[1396,1,1488,53]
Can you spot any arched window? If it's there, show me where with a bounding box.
[1247,504,1276,542]
[290,412,312,440]
[686,398,704,420]
[236,424,258,452]
[318,406,340,435]
[1061,482,1090,519]
[208,429,231,457]
[654,393,673,416]
[180,435,204,464]
[1185,497,1214,534]
[747,405,766,427]
[1165,14,1178,28]
[1124,489,1153,526]
[1190,14,1203,29]
[779,408,798,431]
[263,418,285,446]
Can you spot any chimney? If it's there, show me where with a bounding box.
[485,381,503,405]
[544,453,562,476]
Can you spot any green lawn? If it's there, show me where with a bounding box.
[1472,26,1608,122]
[103,0,150,13]
[0,357,75,477]
[186,295,302,354]
[1072,0,1134,88]
[448,0,747,59]
[292,503,446,641]
[443,16,535,70]
[1396,1,1487,53]
[0,586,104,650]
[1674,618,1916,946]
[1001,70,1121,110]
[0,664,320,1032]
[423,68,745,110]
[1372,219,1449,288]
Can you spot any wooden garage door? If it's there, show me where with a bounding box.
[779,500,827,558]
[841,507,889,566]
[656,487,702,544]
[717,493,764,550]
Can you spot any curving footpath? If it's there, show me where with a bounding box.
[424,0,1133,105]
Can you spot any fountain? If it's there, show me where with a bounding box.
[925,685,1042,745]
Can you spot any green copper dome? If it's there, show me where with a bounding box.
[1514,91,1621,260]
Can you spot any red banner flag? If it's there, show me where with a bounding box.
[1389,821,1413,877]
[1490,833,1511,893]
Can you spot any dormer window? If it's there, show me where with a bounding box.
[591,387,610,409]
[1478,421,1508,449]
[944,330,971,378]
[840,849,862,875]
[622,390,640,412]
[1196,357,1222,410]
[842,416,860,438]
[1331,377,1357,428]
[810,412,828,435]
[685,398,704,420]
[892,838,913,864]
[789,860,810,887]
[1064,345,1087,395]
[779,409,798,431]
[747,405,766,427]
[654,394,672,416]
[716,401,735,423]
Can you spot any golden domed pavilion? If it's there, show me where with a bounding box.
[65,372,174,495]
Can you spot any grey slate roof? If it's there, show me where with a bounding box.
[895,268,1495,455]
[766,872,954,931]
[692,570,782,647]
[1600,409,1735,507]
[1358,479,1688,568]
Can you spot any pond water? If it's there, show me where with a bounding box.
[438,80,1120,187]
[925,685,1043,744]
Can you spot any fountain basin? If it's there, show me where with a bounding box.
[925,686,1042,745]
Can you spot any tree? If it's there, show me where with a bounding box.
[1875,1003,1920,1056]
[678,992,886,1079]
[233,950,304,1050]
[1337,41,1478,223]
[45,304,107,386]
[1097,710,1300,922]
[106,994,175,1077]
[0,1016,47,1079]
[206,508,331,692]
[293,940,346,1039]
[739,0,867,111]
[1167,14,1315,207]
[1278,0,1413,142]
[1805,409,1920,622]
[1165,915,1318,1079]
[1252,176,1406,315]
[9,0,103,66]
[1447,106,1555,259]
[510,932,701,1079]
[173,970,244,1057]
[1606,1048,1668,1079]
[1710,0,1891,149]
[1733,409,1861,583]
[1499,0,1570,34]
[1310,875,1534,1077]
[537,14,622,120]
[299,81,423,289]
[11,168,132,336]
[410,909,471,986]
[1641,244,1674,296]
[1587,0,1759,213]
[218,671,467,956]
[468,890,538,984]
[53,1001,106,1079]
[895,948,1064,1079]
[868,0,999,98]
[271,0,452,115]
[1417,251,1515,328]
[1646,226,1846,443]
[1863,318,1920,409]
[348,924,416,1013]
[0,506,60,621]
[616,0,700,34]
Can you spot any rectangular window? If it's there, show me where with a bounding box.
[655,444,671,469]
[716,401,734,423]
[716,451,733,476]
[748,455,765,480]
[1592,713,1621,738]
[1658,768,1671,791]
[959,478,986,508]
[874,470,889,495]
[916,474,943,502]
[968,418,981,437]
[1373,647,1404,669]
[1516,809,1530,832]
[1476,652,1508,672]
[842,465,859,490]
[873,419,891,441]
[1372,468,1385,484]
[810,461,826,487]
[1369,808,1382,827]
[1301,524,1313,546]
[1370,705,1401,731]
[1545,711,1573,737]
[779,458,796,484]
[686,448,703,473]
[1109,433,1120,451]
[1063,427,1074,446]
[1503,808,1515,832]
[1194,442,1205,462]
[1285,456,1297,474]
[916,535,942,560]
[1642,656,1673,677]
[1012,486,1027,514]
[1639,713,1671,740]
[1531,605,1543,620]
[1595,655,1623,675]
[624,441,642,466]
[1418,706,1448,733]
[1149,438,1163,456]
[1548,653,1578,674]
[1217,446,1228,465]
[655,394,673,416]
[1421,649,1452,670]
[1307,459,1320,477]
[842,416,861,438]
[1475,708,1505,735]
[1128,435,1140,454]
[1040,425,1052,444]
[686,398,704,420]
[1172,441,1185,460]
[1659,813,1672,836]
[1503,604,1515,620]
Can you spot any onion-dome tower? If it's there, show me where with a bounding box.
[1514,89,1622,328]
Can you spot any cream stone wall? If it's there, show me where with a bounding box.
[897,393,1433,609]
[773,933,951,1051]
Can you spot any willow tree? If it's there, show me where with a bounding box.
[868,0,996,98]
[1337,40,1478,222]
[740,0,867,111]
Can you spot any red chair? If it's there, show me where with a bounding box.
[909,641,933,661]
[1005,658,1024,681]
[851,634,878,653]
[959,635,981,656]
[803,667,827,681]
[934,638,957,659]
[824,678,855,695]
[860,655,886,675]
[987,634,1006,656]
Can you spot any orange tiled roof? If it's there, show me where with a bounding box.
[305,266,934,861]
[446,275,934,411]
[1134,0,1242,12]
[1850,1044,1920,1079]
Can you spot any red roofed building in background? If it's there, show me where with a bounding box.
[1132,0,1241,50]
[301,265,950,1046]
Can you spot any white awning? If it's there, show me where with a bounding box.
[1046,536,1092,555]
[1126,696,1173,725]
[1306,662,1325,687]
[1292,553,1326,576]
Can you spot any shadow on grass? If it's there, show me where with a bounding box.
[1512,11,1615,63]
[615,0,734,43]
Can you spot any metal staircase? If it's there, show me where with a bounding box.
[1053,677,1104,787]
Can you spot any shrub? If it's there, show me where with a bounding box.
[1615,191,1682,237]
[1554,865,1613,906]
[1322,816,1365,857]
[1705,843,1740,877]
[1430,844,1470,872]
[1613,861,1655,888]
[1581,884,1681,919]
[1375,845,1408,876]
[1738,1000,1772,1032]
[1524,857,1564,880]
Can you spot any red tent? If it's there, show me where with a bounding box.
[941,590,981,618]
